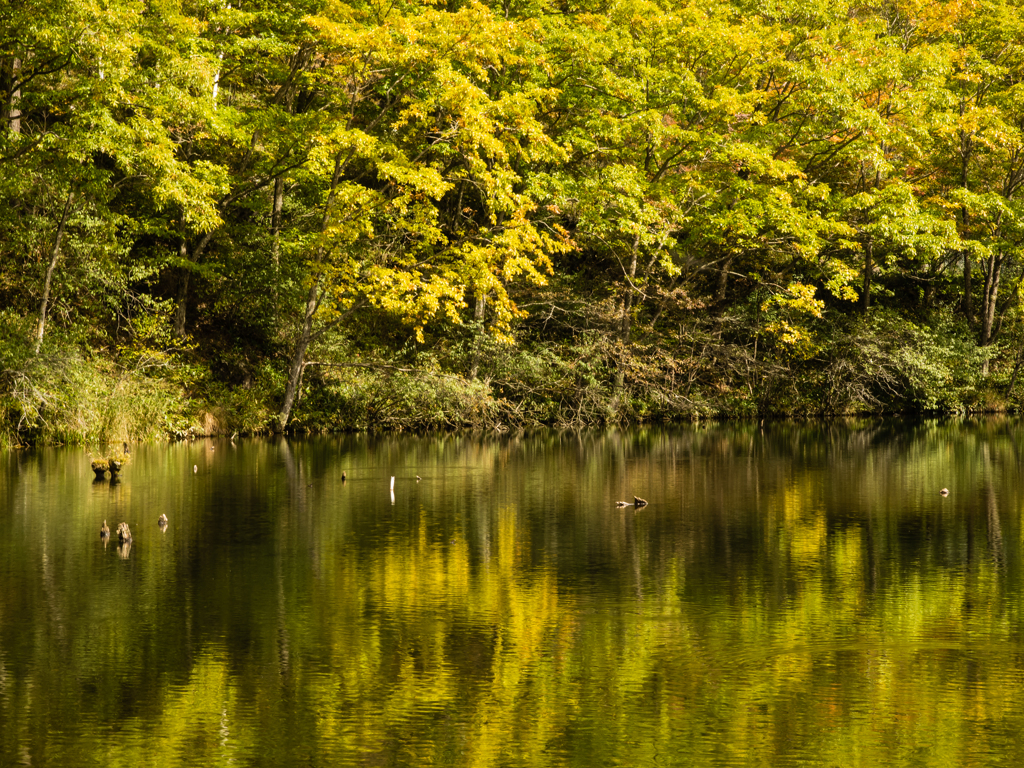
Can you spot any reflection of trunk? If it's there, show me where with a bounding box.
[986,483,1005,569]
[34,190,74,354]
[860,238,873,314]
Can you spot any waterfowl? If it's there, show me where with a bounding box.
[615,501,630,507]
[940,488,949,496]
[634,497,649,508]
[100,520,110,538]
[158,514,168,526]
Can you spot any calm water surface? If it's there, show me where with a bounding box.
[2,420,1024,766]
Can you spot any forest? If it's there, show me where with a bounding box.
[1,0,1023,445]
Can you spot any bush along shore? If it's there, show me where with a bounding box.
[3,0,1024,447]
[1,302,1017,448]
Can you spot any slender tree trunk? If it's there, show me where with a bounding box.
[962,247,973,323]
[959,112,974,323]
[716,254,734,305]
[980,251,1003,375]
[271,175,285,306]
[861,238,873,314]
[960,130,973,322]
[981,251,1002,347]
[620,234,640,344]
[469,291,487,380]
[278,153,344,431]
[174,242,190,337]
[278,282,321,431]
[1007,344,1024,393]
[34,190,74,354]
[922,259,934,310]
[7,57,20,134]
[614,235,641,393]
[174,231,214,336]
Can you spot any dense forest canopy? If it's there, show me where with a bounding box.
[2,0,1023,444]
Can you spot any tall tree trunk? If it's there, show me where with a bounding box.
[959,114,974,323]
[614,235,641,392]
[469,291,487,380]
[34,190,74,354]
[7,57,20,134]
[980,251,1003,375]
[174,241,190,337]
[716,254,734,305]
[962,247,973,323]
[922,259,935,310]
[981,251,1002,347]
[860,238,873,314]
[620,234,640,344]
[960,129,973,323]
[277,153,344,431]
[278,282,321,431]
[271,175,285,306]
[174,231,214,336]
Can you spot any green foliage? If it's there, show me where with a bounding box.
[292,365,500,431]
[817,310,990,414]
[0,318,184,446]
[5,0,1024,442]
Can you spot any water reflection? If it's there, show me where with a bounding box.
[1,420,1024,766]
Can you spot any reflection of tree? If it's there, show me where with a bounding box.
[4,424,1024,765]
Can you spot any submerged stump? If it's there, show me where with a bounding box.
[117,522,132,544]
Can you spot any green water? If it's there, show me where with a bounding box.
[2,420,1024,766]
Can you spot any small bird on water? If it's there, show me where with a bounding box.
[940,488,949,496]
[158,513,168,528]
[100,520,110,538]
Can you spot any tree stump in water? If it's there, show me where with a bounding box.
[117,522,132,544]
[91,460,108,479]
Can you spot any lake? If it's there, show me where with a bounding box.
[2,420,1023,766]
